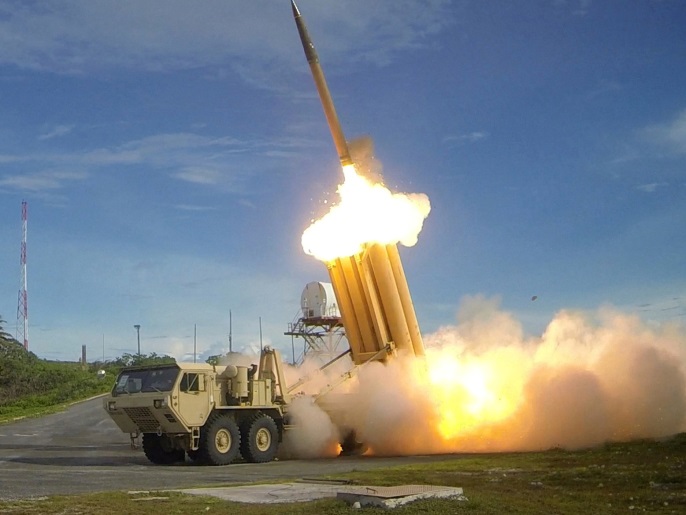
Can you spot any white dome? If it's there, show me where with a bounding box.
[300,282,340,319]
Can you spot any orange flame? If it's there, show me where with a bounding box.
[302,164,431,261]
[424,347,525,441]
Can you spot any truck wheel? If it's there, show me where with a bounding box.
[199,413,241,466]
[142,433,185,464]
[240,414,278,463]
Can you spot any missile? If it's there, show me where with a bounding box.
[291,2,427,365]
[291,0,353,167]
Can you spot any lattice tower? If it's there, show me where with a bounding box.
[16,200,28,350]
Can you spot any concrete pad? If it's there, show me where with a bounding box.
[177,481,467,507]
[177,482,346,504]
[338,484,467,508]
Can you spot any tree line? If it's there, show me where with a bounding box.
[0,315,175,415]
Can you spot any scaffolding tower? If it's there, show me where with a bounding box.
[285,282,347,365]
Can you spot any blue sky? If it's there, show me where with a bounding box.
[0,0,684,363]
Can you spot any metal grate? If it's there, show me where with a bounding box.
[123,407,160,432]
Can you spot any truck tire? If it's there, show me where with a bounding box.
[240,413,279,463]
[142,433,185,464]
[198,412,241,466]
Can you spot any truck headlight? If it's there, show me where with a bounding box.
[153,398,168,409]
[107,401,117,411]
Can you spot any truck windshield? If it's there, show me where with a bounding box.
[113,366,179,396]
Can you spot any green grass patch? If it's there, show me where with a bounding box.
[0,434,683,514]
[0,391,109,423]
[0,371,115,424]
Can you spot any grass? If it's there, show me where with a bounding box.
[0,433,684,514]
[0,401,78,423]
[0,391,109,424]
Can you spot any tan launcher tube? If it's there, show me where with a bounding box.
[386,244,425,356]
[326,243,423,364]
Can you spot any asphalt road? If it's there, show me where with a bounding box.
[0,397,455,500]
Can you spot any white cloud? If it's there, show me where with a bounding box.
[586,79,622,100]
[642,108,686,155]
[174,204,217,212]
[173,167,222,185]
[239,199,257,209]
[38,124,74,141]
[0,154,25,163]
[443,131,489,144]
[0,131,313,193]
[553,0,593,17]
[0,169,87,192]
[0,1,453,80]
[77,132,312,169]
[636,182,666,193]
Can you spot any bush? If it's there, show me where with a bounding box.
[0,340,174,420]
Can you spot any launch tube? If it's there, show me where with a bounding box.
[357,249,391,350]
[339,255,379,356]
[386,244,425,356]
[327,258,364,358]
[367,244,414,354]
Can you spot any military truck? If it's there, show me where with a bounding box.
[104,341,394,465]
[104,347,292,465]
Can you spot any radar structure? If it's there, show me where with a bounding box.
[285,282,347,365]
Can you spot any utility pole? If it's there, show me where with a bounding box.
[134,324,141,356]
[259,316,263,352]
[16,200,28,350]
[228,310,232,353]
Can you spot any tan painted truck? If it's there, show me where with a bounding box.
[104,343,394,465]
[104,348,293,465]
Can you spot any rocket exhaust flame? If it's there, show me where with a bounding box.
[302,164,431,262]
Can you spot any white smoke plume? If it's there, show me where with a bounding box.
[279,396,340,459]
[285,295,686,457]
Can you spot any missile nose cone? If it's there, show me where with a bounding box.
[291,0,301,18]
[292,0,318,64]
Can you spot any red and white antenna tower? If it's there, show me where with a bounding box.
[16,200,28,350]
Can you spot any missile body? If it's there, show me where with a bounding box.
[291,1,353,167]
[292,1,426,364]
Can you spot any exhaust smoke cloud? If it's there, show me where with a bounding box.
[286,296,686,456]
